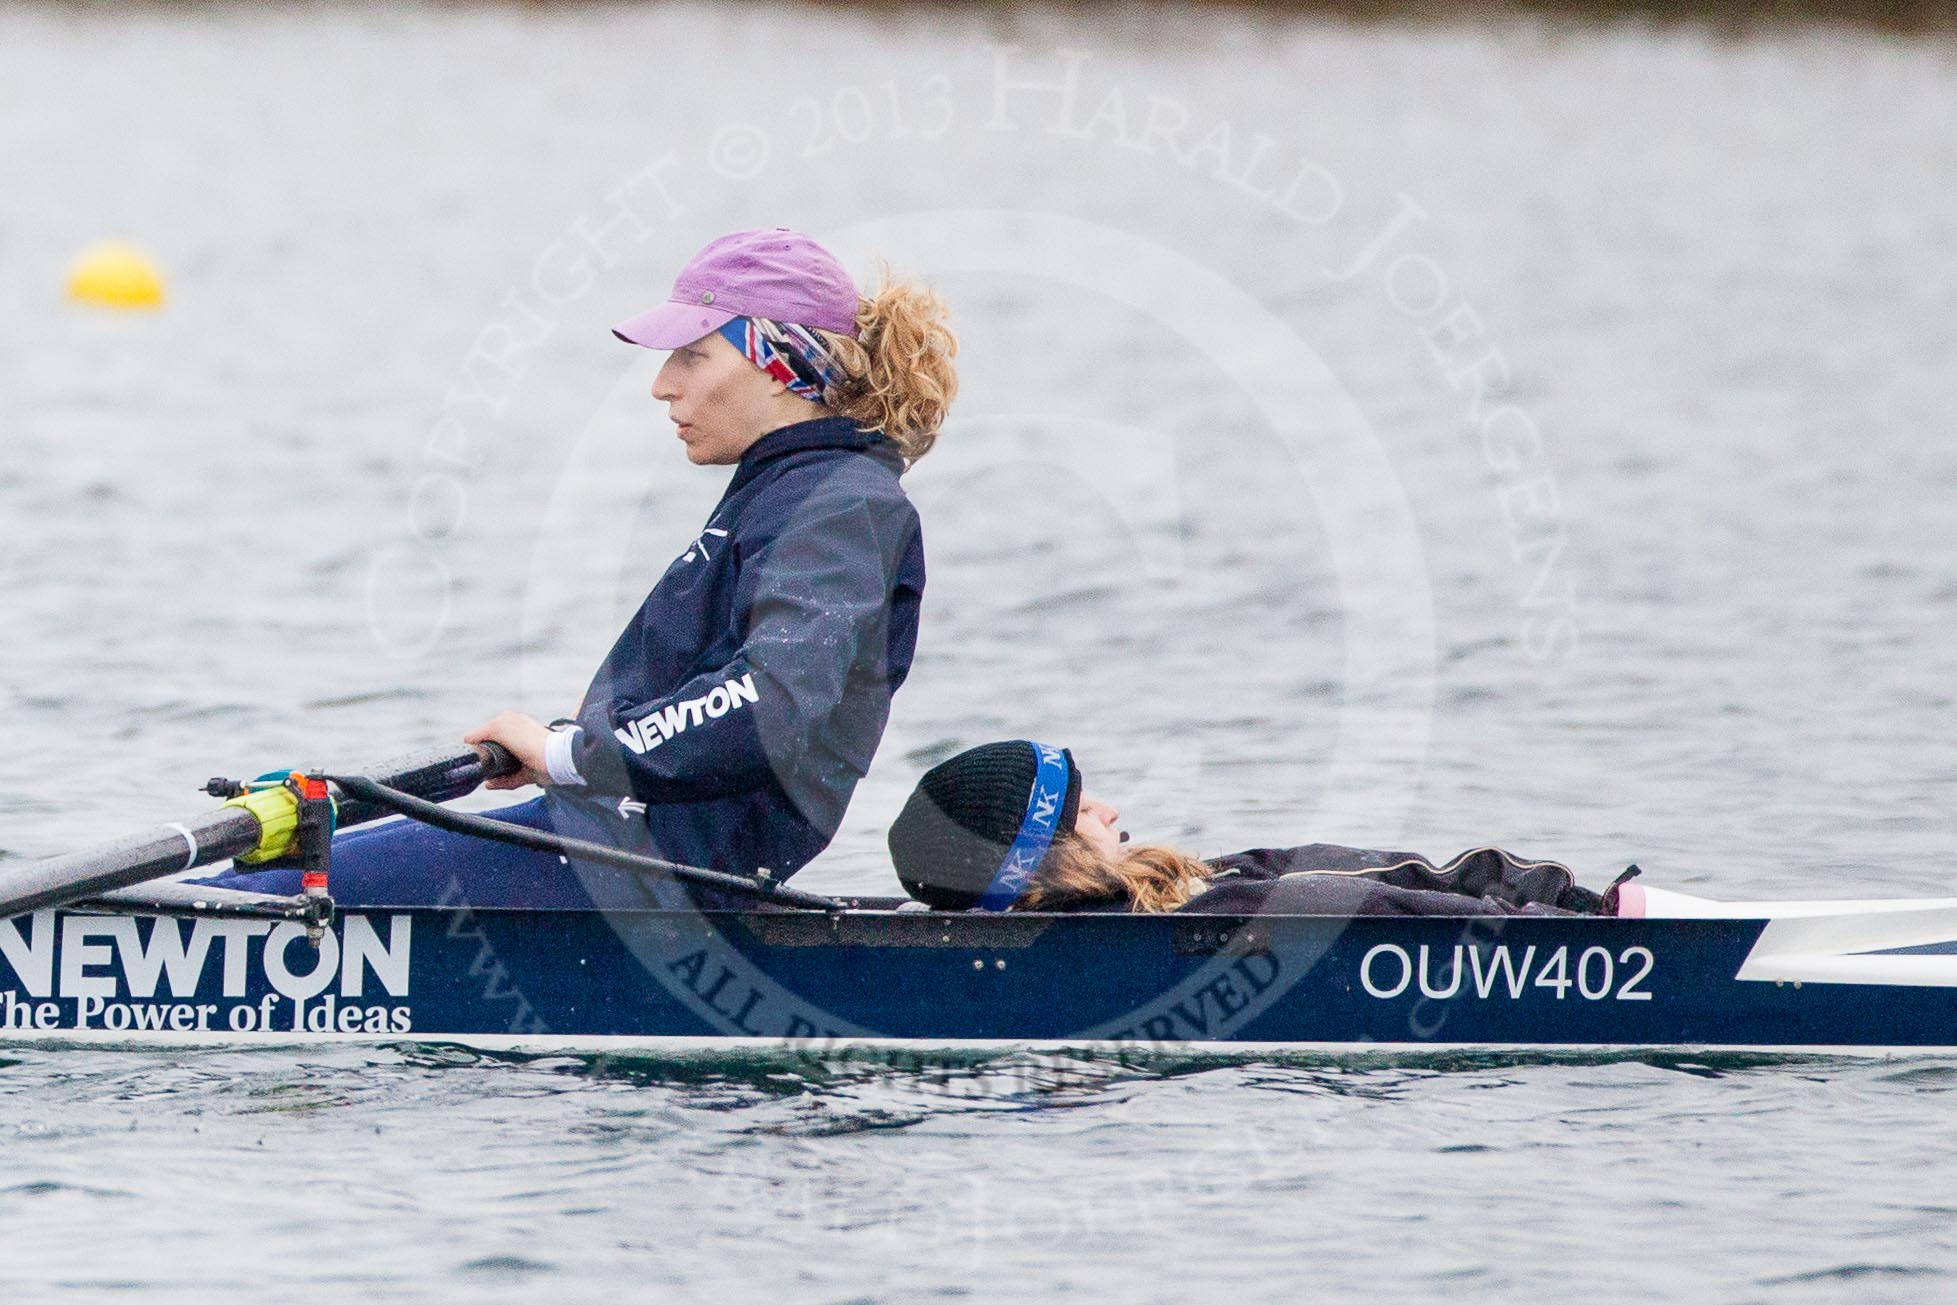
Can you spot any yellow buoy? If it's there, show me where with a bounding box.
[67,242,167,310]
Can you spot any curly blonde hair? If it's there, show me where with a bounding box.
[815,270,958,464]
[1012,834,1214,914]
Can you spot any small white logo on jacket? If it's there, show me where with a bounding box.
[681,527,729,564]
[613,673,761,754]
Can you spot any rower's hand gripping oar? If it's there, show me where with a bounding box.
[0,744,519,922]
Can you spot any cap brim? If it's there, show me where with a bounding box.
[612,301,738,350]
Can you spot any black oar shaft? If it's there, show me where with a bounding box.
[4,809,265,918]
[0,745,517,920]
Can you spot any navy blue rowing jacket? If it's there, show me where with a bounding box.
[562,416,924,882]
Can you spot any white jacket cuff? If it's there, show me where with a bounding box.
[544,725,587,787]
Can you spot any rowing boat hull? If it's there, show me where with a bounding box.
[7,891,1957,1054]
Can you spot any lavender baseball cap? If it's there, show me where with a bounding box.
[613,227,860,350]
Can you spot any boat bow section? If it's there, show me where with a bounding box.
[1734,906,1957,989]
[1633,886,1957,988]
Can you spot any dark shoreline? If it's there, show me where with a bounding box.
[21,0,1957,32]
[853,0,1957,31]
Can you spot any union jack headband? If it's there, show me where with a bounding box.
[717,316,847,404]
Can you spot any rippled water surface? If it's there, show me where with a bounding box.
[8,1045,1957,1301]
[4,2,1956,1300]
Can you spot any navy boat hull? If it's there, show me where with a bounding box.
[7,890,1957,1054]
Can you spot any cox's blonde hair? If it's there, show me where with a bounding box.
[1013,834,1214,914]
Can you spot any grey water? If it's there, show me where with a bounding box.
[3,1,1956,1299]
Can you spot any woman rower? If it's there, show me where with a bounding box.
[214,228,956,907]
[886,741,1633,916]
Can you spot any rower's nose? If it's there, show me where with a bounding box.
[651,357,681,402]
[1083,797,1119,826]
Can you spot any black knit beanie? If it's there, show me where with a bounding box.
[887,741,1083,910]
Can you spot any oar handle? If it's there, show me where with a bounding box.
[474,741,521,780]
[325,743,519,826]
